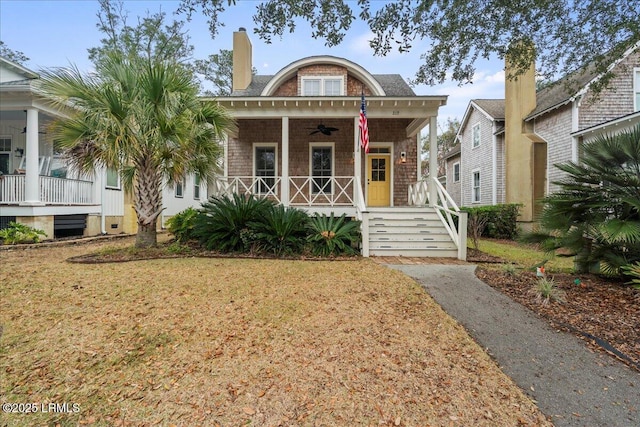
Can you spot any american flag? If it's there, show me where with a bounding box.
[359,92,369,153]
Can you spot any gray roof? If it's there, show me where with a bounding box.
[526,41,639,120]
[526,65,599,120]
[473,99,505,120]
[444,143,461,160]
[231,74,415,97]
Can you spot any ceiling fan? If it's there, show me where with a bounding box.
[7,125,46,135]
[308,124,339,136]
[21,127,46,134]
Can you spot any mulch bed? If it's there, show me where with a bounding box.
[475,264,640,372]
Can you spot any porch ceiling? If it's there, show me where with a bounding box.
[211,96,447,120]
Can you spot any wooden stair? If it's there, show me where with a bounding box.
[366,207,458,257]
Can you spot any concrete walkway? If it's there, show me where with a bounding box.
[387,264,640,427]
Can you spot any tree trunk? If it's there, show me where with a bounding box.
[133,155,163,248]
[136,222,158,248]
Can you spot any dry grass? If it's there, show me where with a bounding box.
[1,238,550,426]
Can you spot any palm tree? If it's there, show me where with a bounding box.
[37,53,234,247]
[524,124,640,274]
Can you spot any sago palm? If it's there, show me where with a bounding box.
[36,53,234,247]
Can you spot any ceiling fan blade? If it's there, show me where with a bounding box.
[309,130,320,135]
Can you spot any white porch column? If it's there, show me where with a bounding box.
[428,115,438,206]
[354,116,362,200]
[281,117,289,206]
[22,108,43,206]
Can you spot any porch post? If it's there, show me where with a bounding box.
[281,116,289,206]
[428,115,438,207]
[21,108,43,206]
[353,116,361,201]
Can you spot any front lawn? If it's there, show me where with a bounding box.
[0,238,549,426]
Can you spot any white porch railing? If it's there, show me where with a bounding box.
[0,175,95,205]
[409,177,468,260]
[210,176,355,207]
[0,175,25,203]
[210,176,282,203]
[288,176,354,206]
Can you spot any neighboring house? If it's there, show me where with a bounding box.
[207,28,467,258]
[453,99,506,207]
[443,143,461,207]
[0,56,122,238]
[449,42,640,225]
[0,55,205,238]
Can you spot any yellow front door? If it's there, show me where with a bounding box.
[367,154,391,207]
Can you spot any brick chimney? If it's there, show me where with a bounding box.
[232,27,253,92]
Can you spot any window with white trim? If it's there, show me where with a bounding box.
[254,144,277,195]
[193,174,201,200]
[310,143,333,194]
[634,68,640,111]
[106,168,120,189]
[175,178,185,198]
[453,162,460,183]
[472,123,481,148]
[301,76,344,96]
[472,170,481,203]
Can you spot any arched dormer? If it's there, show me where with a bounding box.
[260,56,386,97]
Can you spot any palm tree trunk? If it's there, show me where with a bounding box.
[136,222,158,248]
[134,157,163,248]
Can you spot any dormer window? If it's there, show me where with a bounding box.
[301,76,344,96]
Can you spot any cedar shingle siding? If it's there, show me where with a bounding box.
[532,105,572,193]
[578,51,639,130]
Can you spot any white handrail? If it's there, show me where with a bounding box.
[407,176,467,260]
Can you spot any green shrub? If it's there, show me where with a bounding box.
[620,262,640,290]
[251,205,310,256]
[461,204,521,240]
[307,213,361,257]
[166,207,200,243]
[501,263,518,276]
[194,194,274,252]
[0,222,47,244]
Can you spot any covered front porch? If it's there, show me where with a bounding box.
[0,107,102,208]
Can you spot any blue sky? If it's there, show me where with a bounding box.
[0,0,505,127]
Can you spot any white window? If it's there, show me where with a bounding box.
[472,123,481,148]
[193,174,201,200]
[634,68,640,111]
[106,168,120,189]
[472,170,481,203]
[453,162,460,183]
[175,178,185,198]
[309,143,334,194]
[301,76,344,96]
[254,143,278,195]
